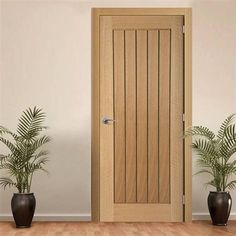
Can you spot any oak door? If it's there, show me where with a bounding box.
[99,15,184,222]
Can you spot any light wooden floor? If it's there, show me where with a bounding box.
[0,221,236,236]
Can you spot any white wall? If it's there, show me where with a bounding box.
[0,0,236,220]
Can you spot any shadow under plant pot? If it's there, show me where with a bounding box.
[208,191,232,226]
[11,193,36,228]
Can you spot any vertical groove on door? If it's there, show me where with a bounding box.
[147,30,159,203]
[114,30,126,203]
[125,30,137,203]
[159,30,171,204]
[136,30,148,203]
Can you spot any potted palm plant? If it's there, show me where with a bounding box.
[0,107,50,228]
[185,114,236,226]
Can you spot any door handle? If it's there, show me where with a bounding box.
[102,116,116,124]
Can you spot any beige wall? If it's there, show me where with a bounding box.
[0,0,236,220]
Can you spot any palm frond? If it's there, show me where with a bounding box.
[29,162,49,174]
[0,177,16,189]
[34,156,49,166]
[185,126,215,140]
[34,150,49,159]
[205,180,217,188]
[0,154,10,164]
[17,107,46,141]
[192,139,218,160]
[225,180,236,190]
[194,169,214,176]
[0,137,17,154]
[31,136,51,151]
[219,124,236,160]
[220,143,236,160]
[217,114,236,140]
[0,126,19,140]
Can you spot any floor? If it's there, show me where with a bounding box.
[0,221,236,236]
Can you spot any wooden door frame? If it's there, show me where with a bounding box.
[91,8,192,222]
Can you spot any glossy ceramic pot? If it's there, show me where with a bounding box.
[11,193,36,228]
[208,191,232,226]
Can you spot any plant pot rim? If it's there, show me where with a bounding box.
[13,193,34,195]
[209,191,230,194]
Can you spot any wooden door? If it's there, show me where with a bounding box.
[99,15,184,222]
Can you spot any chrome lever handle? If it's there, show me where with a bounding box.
[102,116,116,124]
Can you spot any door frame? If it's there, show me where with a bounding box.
[91,8,192,222]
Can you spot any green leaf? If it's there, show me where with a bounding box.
[192,139,218,160]
[0,126,19,140]
[0,137,17,154]
[194,169,214,176]
[0,154,10,164]
[0,177,16,189]
[185,126,215,140]
[217,114,236,140]
[225,180,236,190]
[17,107,46,141]
[31,136,51,152]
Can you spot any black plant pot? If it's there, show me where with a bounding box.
[208,191,232,226]
[11,193,36,228]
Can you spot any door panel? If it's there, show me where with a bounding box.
[159,30,171,204]
[147,30,159,203]
[125,30,137,203]
[114,30,126,203]
[100,15,184,222]
[136,30,148,203]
